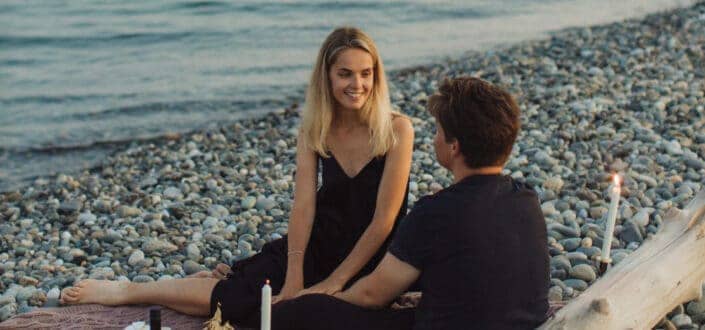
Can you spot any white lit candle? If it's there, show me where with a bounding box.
[261,279,271,330]
[600,174,621,267]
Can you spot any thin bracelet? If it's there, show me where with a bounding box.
[287,250,304,256]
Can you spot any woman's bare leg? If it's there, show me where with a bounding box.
[60,277,220,316]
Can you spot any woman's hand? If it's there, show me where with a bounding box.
[272,280,304,305]
[294,276,345,298]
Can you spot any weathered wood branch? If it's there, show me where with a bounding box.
[539,189,705,329]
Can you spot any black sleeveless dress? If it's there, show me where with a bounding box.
[210,153,409,327]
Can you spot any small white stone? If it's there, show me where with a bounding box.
[47,288,60,300]
[163,187,183,200]
[128,250,145,266]
[409,181,419,193]
[186,244,200,260]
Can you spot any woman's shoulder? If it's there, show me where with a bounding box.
[391,113,413,137]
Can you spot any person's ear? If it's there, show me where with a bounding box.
[450,140,460,157]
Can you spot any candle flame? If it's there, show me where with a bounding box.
[613,174,621,187]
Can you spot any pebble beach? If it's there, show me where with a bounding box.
[1,2,705,328]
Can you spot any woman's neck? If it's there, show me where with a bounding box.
[333,107,365,131]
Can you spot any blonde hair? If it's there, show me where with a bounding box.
[301,27,396,157]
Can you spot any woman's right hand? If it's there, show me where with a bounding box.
[272,280,303,305]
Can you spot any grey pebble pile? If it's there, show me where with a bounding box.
[1,2,705,328]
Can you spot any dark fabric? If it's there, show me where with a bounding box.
[272,294,415,330]
[210,153,409,328]
[389,174,550,330]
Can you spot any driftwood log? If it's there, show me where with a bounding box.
[539,189,705,329]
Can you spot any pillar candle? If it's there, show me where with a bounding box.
[600,174,621,264]
[261,279,271,330]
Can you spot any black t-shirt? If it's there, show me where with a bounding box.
[389,174,549,330]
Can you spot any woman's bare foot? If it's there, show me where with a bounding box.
[188,270,214,278]
[60,279,130,306]
[187,263,231,280]
[212,263,232,279]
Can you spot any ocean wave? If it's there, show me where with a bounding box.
[1,134,178,155]
[0,58,41,66]
[0,97,295,128]
[177,1,230,9]
[203,63,311,76]
[232,1,399,13]
[0,95,299,156]
[226,1,492,21]
[0,31,227,48]
[69,98,291,120]
[0,92,139,105]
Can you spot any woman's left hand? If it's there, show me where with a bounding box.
[294,277,345,297]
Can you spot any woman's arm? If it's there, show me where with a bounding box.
[335,252,420,308]
[298,116,414,295]
[273,134,318,304]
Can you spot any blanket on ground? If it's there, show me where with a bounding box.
[0,294,565,330]
[0,304,207,330]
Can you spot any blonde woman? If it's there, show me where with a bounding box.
[60,27,414,328]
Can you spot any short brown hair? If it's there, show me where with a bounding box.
[427,77,520,168]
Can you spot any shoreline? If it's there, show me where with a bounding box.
[2,2,705,326]
[0,1,696,194]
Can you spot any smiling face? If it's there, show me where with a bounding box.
[328,48,374,112]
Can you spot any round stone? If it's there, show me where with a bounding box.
[563,279,588,291]
[132,275,154,283]
[548,286,563,302]
[28,290,47,307]
[158,275,175,281]
[0,303,17,322]
[560,238,582,252]
[16,287,37,302]
[183,260,202,275]
[208,205,229,218]
[128,250,145,267]
[569,264,596,282]
[687,297,705,323]
[46,288,60,301]
[142,239,178,254]
[18,276,39,287]
[186,244,201,261]
[543,176,564,191]
[581,237,593,248]
[256,197,277,211]
[78,212,97,224]
[118,206,141,218]
[429,182,443,193]
[163,187,183,200]
[19,219,33,229]
[241,196,257,210]
[89,267,116,280]
[409,181,419,193]
[58,200,81,215]
[203,217,218,229]
[550,255,571,272]
[671,313,693,328]
[206,179,219,191]
[631,209,650,227]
